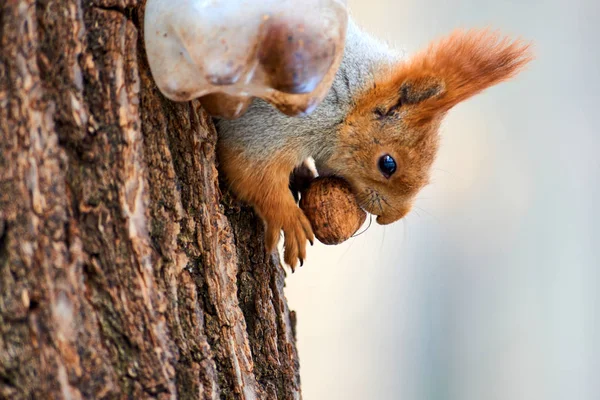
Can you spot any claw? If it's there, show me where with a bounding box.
[299,258,304,267]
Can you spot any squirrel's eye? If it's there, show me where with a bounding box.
[378,154,397,178]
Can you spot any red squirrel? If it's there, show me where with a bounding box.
[216,19,532,268]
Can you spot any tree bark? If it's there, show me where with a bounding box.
[0,1,300,399]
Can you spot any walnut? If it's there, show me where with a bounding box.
[300,177,366,245]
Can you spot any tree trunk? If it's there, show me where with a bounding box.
[0,1,300,399]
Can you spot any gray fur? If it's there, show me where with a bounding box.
[215,18,401,169]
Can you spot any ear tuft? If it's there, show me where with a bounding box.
[400,77,445,105]
[403,29,533,114]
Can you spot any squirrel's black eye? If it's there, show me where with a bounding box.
[378,154,397,178]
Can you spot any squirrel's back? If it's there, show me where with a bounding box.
[215,18,399,167]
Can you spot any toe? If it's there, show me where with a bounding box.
[283,232,299,268]
[298,210,315,245]
[296,225,307,263]
[297,241,306,265]
[265,224,281,252]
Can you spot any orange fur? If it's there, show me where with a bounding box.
[325,29,532,225]
[218,29,532,268]
[380,29,533,124]
[218,142,314,269]
[412,30,531,124]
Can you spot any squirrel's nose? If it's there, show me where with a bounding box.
[375,205,412,225]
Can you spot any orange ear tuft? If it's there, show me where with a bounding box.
[401,29,533,118]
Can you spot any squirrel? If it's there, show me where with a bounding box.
[215,18,532,269]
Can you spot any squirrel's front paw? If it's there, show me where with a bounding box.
[265,208,314,270]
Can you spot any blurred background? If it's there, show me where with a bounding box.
[285,0,599,399]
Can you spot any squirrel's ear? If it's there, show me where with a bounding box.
[401,29,532,118]
[399,77,444,105]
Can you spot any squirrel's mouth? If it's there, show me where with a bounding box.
[373,205,412,225]
[375,214,396,225]
[354,192,412,225]
[354,189,387,218]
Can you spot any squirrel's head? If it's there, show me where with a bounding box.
[326,29,532,225]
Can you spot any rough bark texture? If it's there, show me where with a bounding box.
[0,1,300,399]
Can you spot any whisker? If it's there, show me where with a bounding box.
[379,225,386,254]
[351,213,373,238]
[414,205,441,225]
[433,167,456,177]
[337,235,357,264]
[414,205,431,217]
[380,195,404,216]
